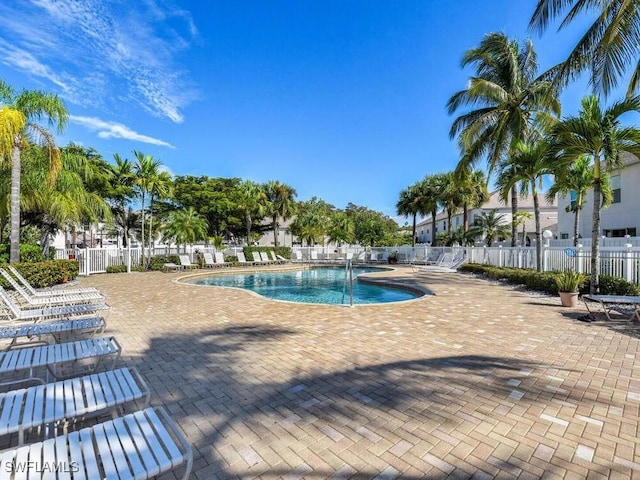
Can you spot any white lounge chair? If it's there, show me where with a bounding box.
[291,251,303,262]
[259,251,274,264]
[202,252,217,268]
[251,251,263,264]
[7,266,100,297]
[179,255,198,270]
[0,317,106,350]
[0,286,109,323]
[0,367,149,445]
[0,336,121,385]
[0,406,193,480]
[412,251,465,273]
[214,252,230,267]
[236,252,253,266]
[369,251,379,263]
[0,269,104,306]
[269,251,285,264]
[310,251,320,263]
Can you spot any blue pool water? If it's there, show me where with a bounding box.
[189,267,420,305]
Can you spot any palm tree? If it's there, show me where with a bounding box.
[512,211,533,246]
[496,141,552,271]
[107,154,136,247]
[455,168,489,232]
[0,80,68,262]
[264,181,297,249]
[549,94,640,293]
[235,180,268,244]
[547,155,612,247]
[448,33,560,246]
[162,207,208,252]
[133,151,164,266]
[396,182,430,246]
[147,170,173,253]
[327,211,354,246]
[20,143,112,254]
[420,173,446,245]
[530,0,640,97]
[475,210,511,247]
[440,172,462,242]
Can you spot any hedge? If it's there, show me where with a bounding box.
[0,244,45,263]
[458,263,640,296]
[0,260,79,289]
[243,246,291,259]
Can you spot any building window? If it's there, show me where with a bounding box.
[604,228,636,237]
[569,191,578,210]
[443,222,447,231]
[561,233,569,239]
[611,174,621,203]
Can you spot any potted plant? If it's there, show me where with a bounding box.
[555,270,583,307]
[387,251,398,265]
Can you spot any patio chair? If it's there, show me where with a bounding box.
[202,252,218,268]
[310,251,320,263]
[276,254,290,263]
[291,250,303,262]
[0,406,193,480]
[162,262,182,273]
[0,336,121,386]
[0,366,149,445]
[0,317,106,350]
[0,268,104,306]
[369,251,379,263]
[269,251,286,264]
[0,286,109,323]
[251,251,264,264]
[260,251,275,264]
[214,252,230,267]
[412,251,465,273]
[236,252,253,266]
[7,266,100,297]
[178,255,198,270]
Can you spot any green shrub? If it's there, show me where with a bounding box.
[106,265,127,274]
[1,260,79,289]
[0,244,45,263]
[554,270,586,292]
[148,255,180,271]
[459,263,639,296]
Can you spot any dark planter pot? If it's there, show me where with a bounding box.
[388,258,398,265]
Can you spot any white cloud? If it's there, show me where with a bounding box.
[0,0,197,123]
[70,115,175,148]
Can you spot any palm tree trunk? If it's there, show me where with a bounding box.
[463,203,469,232]
[411,214,416,246]
[573,208,580,247]
[9,140,21,263]
[140,192,146,268]
[533,189,542,272]
[148,195,154,264]
[272,217,279,249]
[590,163,602,294]
[431,209,437,245]
[510,185,518,247]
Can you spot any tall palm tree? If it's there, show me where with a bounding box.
[327,211,354,246]
[420,173,446,245]
[107,154,136,247]
[396,182,430,246]
[455,168,489,232]
[448,33,560,246]
[496,141,552,271]
[264,180,297,249]
[440,172,462,241]
[547,155,612,246]
[235,180,268,244]
[147,170,173,253]
[133,151,163,266]
[0,80,68,262]
[549,94,640,293]
[530,0,640,97]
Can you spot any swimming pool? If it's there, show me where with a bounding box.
[188,267,421,305]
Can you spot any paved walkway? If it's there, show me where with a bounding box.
[78,266,640,479]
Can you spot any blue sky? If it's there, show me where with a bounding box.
[0,1,599,223]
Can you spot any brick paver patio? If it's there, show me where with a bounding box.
[77,265,640,479]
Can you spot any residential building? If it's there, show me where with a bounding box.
[415,190,558,245]
[556,153,640,241]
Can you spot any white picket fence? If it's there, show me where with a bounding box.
[56,244,640,285]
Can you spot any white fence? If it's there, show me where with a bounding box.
[56,244,640,285]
